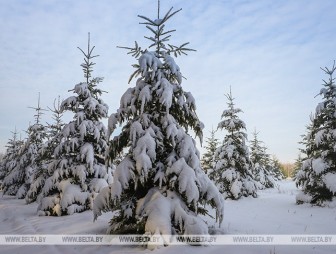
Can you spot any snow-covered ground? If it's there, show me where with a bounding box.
[1,180,335,254]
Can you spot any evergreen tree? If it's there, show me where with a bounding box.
[0,158,4,184]
[296,62,336,205]
[26,97,64,204]
[209,89,257,199]
[250,130,277,189]
[201,128,219,174]
[37,35,112,216]
[292,154,303,179]
[0,129,23,184]
[2,96,47,198]
[295,116,315,186]
[93,3,224,243]
[269,156,285,180]
[262,149,279,183]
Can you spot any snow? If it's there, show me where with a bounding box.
[315,129,326,146]
[164,54,182,84]
[61,96,77,109]
[133,129,157,174]
[135,188,210,249]
[58,180,89,213]
[120,87,134,109]
[244,178,258,195]
[1,180,336,254]
[75,111,85,125]
[296,191,313,204]
[184,92,196,110]
[136,188,172,244]
[302,158,312,170]
[230,179,243,199]
[73,165,87,184]
[78,121,87,139]
[315,102,325,115]
[138,85,152,113]
[107,113,118,138]
[156,78,173,113]
[74,82,89,97]
[92,186,114,219]
[69,138,78,152]
[153,18,162,25]
[139,51,162,79]
[223,168,234,182]
[166,122,180,146]
[84,97,99,114]
[16,184,28,199]
[153,162,166,189]
[312,158,328,175]
[167,158,200,204]
[26,175,45,203]
[134,149,152,178]
[130,121,144,146]
[323,172,336,194]
[113,156,134,189]
[80,143,94,170]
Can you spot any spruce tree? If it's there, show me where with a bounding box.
[0,158,4,183]
[209,89,257,199]
[26,97,64,204]
[296,62,336,205]
[37,35,112,216]
[93,3,224,243]
[0,128,23,184]
[293,154,303,179]
[295,116,315,188]
[250,130,277,189]
[0,130,14,182]
[201,128,219,174]
[270,156,285,180]
[2,96,47,198]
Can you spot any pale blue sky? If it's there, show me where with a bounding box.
[0,0,335,162]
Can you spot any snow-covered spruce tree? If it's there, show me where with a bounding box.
[250,130,277,189]
[201,128,219,174]
[292,154,303,179]
[0,130,16,182]
[270,156,285,180]
[296,62,336,206]
[0,129,23,183]
[0,157,5,183]
[295,116,316,189]
[2,97,47,198]
[209,89,257,200]
[93,5,224,242]
[37,35,112,216]
[26,97,64,204]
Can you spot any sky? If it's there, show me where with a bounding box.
[0,0,335,163]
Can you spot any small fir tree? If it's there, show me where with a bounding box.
[250,130,277,189]
[201,128,219,174]
[296,62,336,205]
[295,116,315,188]
[0,158,4,183]
[270,156,285,180]
[292,154,303,179]
[0,128,23,183]
[26,97,64,204]
[93,3,224,244]
[2,95,47,198]
[37,35,112,216]
[210,89,257,199]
